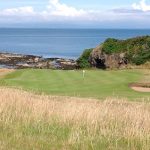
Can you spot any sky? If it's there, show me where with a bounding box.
[0,0,150,28]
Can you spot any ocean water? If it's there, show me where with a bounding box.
[0,28,150,59]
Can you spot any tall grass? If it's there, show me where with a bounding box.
[0,88,150,150]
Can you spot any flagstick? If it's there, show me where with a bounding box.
[83,70,85,79]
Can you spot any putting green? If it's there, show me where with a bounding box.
[1,69,150,100]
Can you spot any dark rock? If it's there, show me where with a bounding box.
[52,58,77,70]
[89,45,128,69]
[89,45,106,69]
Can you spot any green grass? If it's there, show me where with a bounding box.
[1,69,150,100]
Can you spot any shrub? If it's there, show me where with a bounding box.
[102,38,126,54]
[102,36,150,65]
[77,48,93,68]
[132,50,150,65]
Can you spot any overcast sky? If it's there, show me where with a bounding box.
[0,0,150,28]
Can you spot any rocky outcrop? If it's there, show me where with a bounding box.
[79,36,150,69]
[89,45,128,69]
[0,53,77,70]
[89,46,105,69]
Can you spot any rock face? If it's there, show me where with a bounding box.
[89,45,128,69]
[89,46,105,69]
[0,53,77,70]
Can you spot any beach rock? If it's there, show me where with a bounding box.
[0,52,77,70]
[16,63,34,69]
[0,53,42,64]
[54,58,77,70]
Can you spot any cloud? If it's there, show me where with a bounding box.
[0,6,35,16]
[0,0,90,23]
[47,0,87,17]
[112,0,150,15]
[0,0,150,28]
[0,0,87,18]
[0,6,38,24]
[112,8,143,14]
[132,0,150,12]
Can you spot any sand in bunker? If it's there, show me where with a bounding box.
[131,86,150,92]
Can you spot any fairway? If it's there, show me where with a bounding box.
[1,69,150,100]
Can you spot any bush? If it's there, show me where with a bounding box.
[103,38,126,54]
[102,36,150,65]
[132,50,150,65]
[77,48,93,68]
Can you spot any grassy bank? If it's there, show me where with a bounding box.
[1,69,150,100]
[0,88,150,150]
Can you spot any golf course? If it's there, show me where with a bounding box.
[1,1,150,148]
[0,69,150,100]
[0,69,150,150]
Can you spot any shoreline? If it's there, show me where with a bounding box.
[0,52,77,70]
[0,50,77,60]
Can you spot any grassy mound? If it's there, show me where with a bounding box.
[0,88,150,150]
[1,69,150,100]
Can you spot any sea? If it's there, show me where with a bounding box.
[0,28,150,59]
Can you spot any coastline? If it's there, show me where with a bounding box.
[0,52,77,70]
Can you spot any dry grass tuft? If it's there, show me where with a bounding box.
[0,88,150,150]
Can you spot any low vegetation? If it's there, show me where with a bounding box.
[77,48,93,68]
[0,88,150,150]
[103,36,150,65]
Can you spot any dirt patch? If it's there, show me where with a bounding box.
[130,83,150,93]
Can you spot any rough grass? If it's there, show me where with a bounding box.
[1,69,150,100]
[0,88,150,150]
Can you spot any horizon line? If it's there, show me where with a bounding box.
[0,27,150,30]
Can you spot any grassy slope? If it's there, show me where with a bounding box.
[1,69,150,100]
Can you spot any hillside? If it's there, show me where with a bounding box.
[77,36,150,69]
